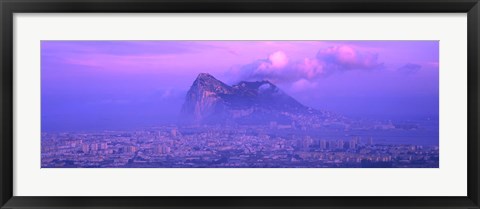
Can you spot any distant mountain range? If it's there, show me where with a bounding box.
[179,73,335,126]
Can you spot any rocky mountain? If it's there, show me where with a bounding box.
[179,73,328,126]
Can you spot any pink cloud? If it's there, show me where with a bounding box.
[336,45,357,64]
[255,51,289,75]
[316,45,383,71]
[269,51,289,68]
[291,79,318,92]
[230,45,385,91]
[297,58,325,79]
[63,53,177,71]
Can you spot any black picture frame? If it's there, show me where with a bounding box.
[1,0,479,208]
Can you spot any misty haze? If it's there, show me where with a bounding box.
[41,41,439,168]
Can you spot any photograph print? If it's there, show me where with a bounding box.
[41,41,439,168]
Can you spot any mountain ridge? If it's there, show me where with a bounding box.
[180,73,326,126]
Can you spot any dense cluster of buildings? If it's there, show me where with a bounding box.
[41,126,439,168]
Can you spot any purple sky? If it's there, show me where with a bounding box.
[41,41,439,131]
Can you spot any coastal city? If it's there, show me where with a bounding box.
[41,125,439,168]
[41,41,440,168]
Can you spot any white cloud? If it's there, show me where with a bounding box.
[291,79,318,92]
[268,51,289,69]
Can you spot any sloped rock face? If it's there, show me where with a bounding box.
[180,73,234,125]
[180,73,324,126]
